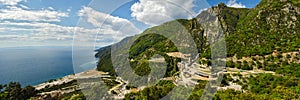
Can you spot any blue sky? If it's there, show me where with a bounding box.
[0,0,261,48]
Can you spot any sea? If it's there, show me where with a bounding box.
[0,46,97,86]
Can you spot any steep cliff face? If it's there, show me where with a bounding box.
[202,3,249,36]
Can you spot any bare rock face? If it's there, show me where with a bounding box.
[251,1,300,34]
[196,7,224,43]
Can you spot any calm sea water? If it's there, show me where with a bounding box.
[0,46,96,86]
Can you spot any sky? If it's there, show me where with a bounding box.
[0,0,261,48]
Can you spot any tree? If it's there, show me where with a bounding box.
[263,60,267,67]
[242,60,247,65]
[235,61,242,69]
[257,61,263,69]
[6,82,22,100]
[0,84,3,92]
[5,82,37,100]
[226,60,235,68]
[241,61,252,70]
[241,60,252,70]
[21,85,37,99]
[207,60,212,66]
[286,54,292,58]
[69,94,84,100]
[251,61,255,66]
[277,54,283,58]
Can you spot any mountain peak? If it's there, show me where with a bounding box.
[217,2,227,9]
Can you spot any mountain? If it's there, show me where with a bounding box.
[94,0,300,99]
[225,0,300,58]
[96,0,299,75]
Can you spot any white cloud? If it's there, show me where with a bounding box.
[19,4,29,9]
[67,8,71,12]
[0,0,80,47]
[130,0,196,26]
[0,6,68,22]
[0,0,24,6]
[0,1,141,47]
[0,4,139,47]
[0,21,99,44]
[48,7,54,10]
[78,6,141,43]
[0,5,142,47]
[0,34,28,39]
[226,0,246,8]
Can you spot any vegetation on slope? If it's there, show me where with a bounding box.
[0,82,37,100]
[96,18,207,77]
[213,74,300,100]
[226,0,300,58]
[94,0,300,99]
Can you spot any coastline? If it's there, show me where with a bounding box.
[32,70,107,99]
[34,70,108,90]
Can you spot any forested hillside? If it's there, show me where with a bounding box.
[94,0,300,99]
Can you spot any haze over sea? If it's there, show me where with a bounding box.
[0,46,95,86]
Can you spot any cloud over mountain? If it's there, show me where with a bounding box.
[226,0,246,8]
[130,0,198,26]
[78,6,141,46]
